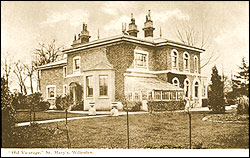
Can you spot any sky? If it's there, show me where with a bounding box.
[1,1,249,92]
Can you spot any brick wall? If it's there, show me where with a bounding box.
[40,67,64,104]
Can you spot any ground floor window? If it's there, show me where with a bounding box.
[86,76,93,97]
[134,92,140,101]
[46,85,56,99]
[99,75,108,96]
[194,81,199,98]
[154,91,161,100]
[162,91,170,100]
[147,91,153,101]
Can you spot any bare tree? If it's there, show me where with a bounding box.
[174,20,219,69]
[33,39,63,91]
[1,54,12,86]
[13,61,28,95]
[24,62,35,94]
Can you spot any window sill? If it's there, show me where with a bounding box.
[98,96,109,99]
[86,97,94,99]
[47,98,56,100]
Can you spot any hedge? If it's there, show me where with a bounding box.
[123,101,142,112]
[147,100,185,112]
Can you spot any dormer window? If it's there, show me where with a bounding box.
[183,52,190,72]
[73,56,80,74]
[172,77,180,87]
[171,49,179,70]
[134,50,148,69]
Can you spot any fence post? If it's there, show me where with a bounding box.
[33,104,35,123]
[65,109,71,148]
[188,111,192,149]
[126,104,130,149]
[30,107,32,125]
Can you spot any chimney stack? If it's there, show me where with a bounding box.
[127,13,139,37]
[72,22,91,47]
[142,10,155,38]
[80,23,91,43]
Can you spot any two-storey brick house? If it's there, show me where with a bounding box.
[38,10,208,111]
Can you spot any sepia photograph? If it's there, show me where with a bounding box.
[1,1,249,157]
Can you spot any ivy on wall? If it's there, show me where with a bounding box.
[106,42,136,104]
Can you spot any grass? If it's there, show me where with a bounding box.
[6,111,249,149]
[15,110,98,123]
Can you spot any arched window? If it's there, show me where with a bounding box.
[171,49,178,70]
[183,52,190,71]
[194,56,198,73]
[194,81,199,98]
[172,77,180,87]
[184,78,190,98]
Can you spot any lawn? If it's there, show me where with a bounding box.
[15,110,97,123]
[6,111,249,149]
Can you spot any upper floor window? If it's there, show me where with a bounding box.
[194,56,199,73]
[63,66,67,78]
[183,52,190,72]
[134,50,148,69]
[73,56,80,74]
[171,49,179,70]
[99,75,108,96]
[63,84,67,96]
[46,85,56,99]
[86,76,93,97]
[172,77,180,87]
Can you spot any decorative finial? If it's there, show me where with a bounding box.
[160,27,162,38]
[98,28,100,40]
[74,34,76,40]
[148,10,151,21]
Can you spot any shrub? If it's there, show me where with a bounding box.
[12,93,29,109]
[38,101,50,110]
[55,95,63,110]
[147,100,185,112]
[55,95,73,110]
[236,95,249,115]
[71,100,84,111]
[202,99,209,107]
[123,101,142,112]
[27,92,43,109]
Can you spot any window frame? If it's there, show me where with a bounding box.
[194,81,199,98]
[73,56,81,74]
[194,56,199,73]
[63,66,67,78]
[184,78,191,98]
[63,84,67,96]
[183,52,190,72]
[99,75,108,97]
[46,85,56,99]
[86,75,93,98]
[134,50,149,69]
[172,77,180,87]
[171,49,179,70]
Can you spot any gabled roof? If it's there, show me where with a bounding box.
[62,34,205,54]
[84,61,113,71]
[38,59,67,70]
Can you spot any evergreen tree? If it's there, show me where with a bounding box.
[209,66,225,113]
[232,57,249,97]
[1,77,16,147]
